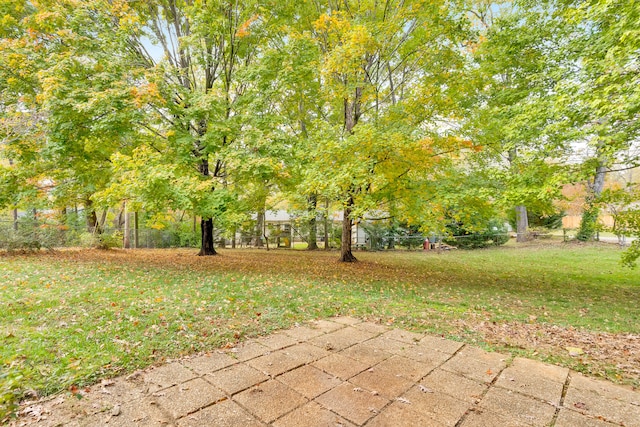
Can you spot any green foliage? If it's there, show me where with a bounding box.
[444,219,510,249]
[507,207,564,231]
[0,366,22,424]
[576,206,600,242]
[616,208,640,268]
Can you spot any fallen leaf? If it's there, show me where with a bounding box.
[111,404,121,416]
[418,385,434,393]
[566,347,584,357]
[396,397,412,404]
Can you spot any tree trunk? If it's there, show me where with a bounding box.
[340,197,357,262]
[198,158,217,255]
[12,208,18,231]
[507,148,529,243]
[255,210,264,247]
[515,205,529,242]
[577,162,607,241]
[123,202,131,249]
[307,193,318,250]
[99,210,107,230]
[198,218,216,255]
[134,211,139,249]
[231,226,236,248]
[85,198,98,233]
[324,198,330,250]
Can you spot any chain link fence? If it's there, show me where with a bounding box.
[0,219,200,251]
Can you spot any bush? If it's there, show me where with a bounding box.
[444,219,509,249]
[0,219,64,252]
[78,231,122,249]
[0,367,22,424]
[507,207,564,231]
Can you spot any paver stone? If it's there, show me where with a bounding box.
[283,325,327,341]
[205,363,269,395]
[282,342,331,364]
[314,381,389,425]
[569,372,640,404]
[441,347,507,383]
[272,401,355,427]
[495,359,567,404]
[313,353,369,380]
[419,335,465,355]
[459,409,529,427]
[309,327,377,351]
[399,343,454,367]
[352,322,390,334]
[246,348,305,377]
[256,332,300,350]
[509,357,569,383]
[331,316,362,325]
[554,408,619,427]
[350,368,414,399]
[401,385,471,426]
[277,365,342,399]
[365,336,412,355]
[154,377,225,419]
[478,387,556,427]
[339,343,393,366]
[180,352,237,375]
[176,398,265,427]
[365,401,447,427]
[78,397,174,427]
[142,363,197,392]
[564,385,640,427]
[309,319,345,334]
[233,380,307,423]
[226,340,270,362]
[380,328,424,344]
[373,355,434,382]
[420,368,487,403]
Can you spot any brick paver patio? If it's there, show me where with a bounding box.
[12,317,640,426]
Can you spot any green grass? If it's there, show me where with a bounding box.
[1,241,639,420]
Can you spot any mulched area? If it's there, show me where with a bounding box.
[462,319,640,385]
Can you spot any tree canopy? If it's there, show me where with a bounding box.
[1,0,639,264]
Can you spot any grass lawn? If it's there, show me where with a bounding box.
[1,240,639,419]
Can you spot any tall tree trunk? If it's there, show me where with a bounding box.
[508,148,529,242]
[231,226,236,249]
[324,198,330,250]
[123,202,131,249]
[307,193,318,250]
[515,205,529,242]
[339,89,361,262]
[85,198,98,233]
[99,210,108,231]
[255,210,265,247]
[8,160,18,231]
[198,158,216,255]
[577,161,607,241]
[340,197,357,262]
[134,211,139,249]
[198,218,216,255]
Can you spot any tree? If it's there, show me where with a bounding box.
[292,1,469,262]
[547,0,640,241]
[465,2,567,243]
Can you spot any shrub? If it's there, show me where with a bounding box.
[0,367,22,424]
[444,219,509,249]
